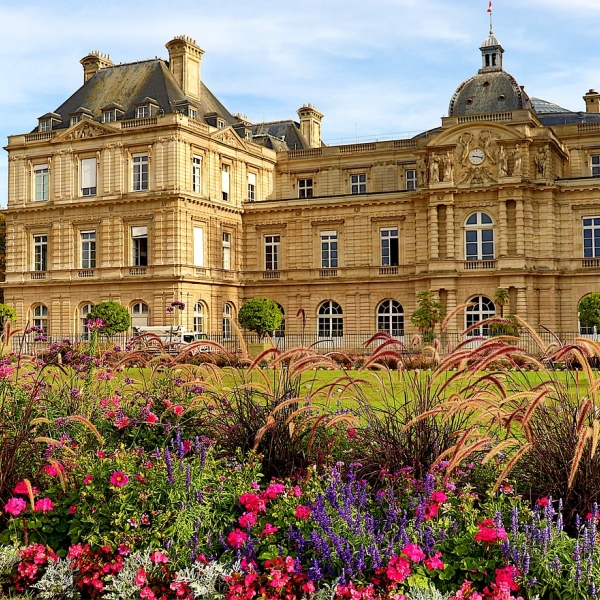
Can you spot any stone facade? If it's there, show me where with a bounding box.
[4,33,600,339]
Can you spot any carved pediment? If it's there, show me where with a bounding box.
[53,120,119,142]
[211,126,248,151]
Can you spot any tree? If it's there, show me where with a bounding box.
[0,214,5,303]
[494,288,510,318]
[87,301,131,337]
[410,290,445,342]
[0,304,16,333]
[238,298,283,338]
[578,293,600,330]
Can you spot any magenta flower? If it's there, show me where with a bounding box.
[4,497,27,516]
[109,471,129,487]
[402,543,425,562]
[261,523,278,536]
[264,483,285,498]
[83,475,93,485]
[134,567,147,586]
[0,364,14,379]
[85,318,105,331]
[34,497,55,513]
[294,505,312,520]
[150,550,169,564]
[238,512,257,528]
[227,528,248,548]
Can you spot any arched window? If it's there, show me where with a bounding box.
[465,212,494,261]
[465,296,496,336]
[193,302,205,333]
[222,303,233,340]
[80,303,94,336]
[131,302,149,328]
[33,305,48,333]
[318,301,343,338]
[377,300,404,336]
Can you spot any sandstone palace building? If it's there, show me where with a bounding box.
[5,31,600,341]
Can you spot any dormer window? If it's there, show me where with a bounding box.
[189,107,197,120]
[37,112,61,132]
[101,103,124,123]
[39,120,52,132]
[103,110,115,123]
[137,106,150,119]
[135,97,159,119]
[70,116,81,127]
[217,119,226,129]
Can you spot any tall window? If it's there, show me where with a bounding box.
[80,303,94,336]
[223,303,233,339]
[193,302,205,332]
[193,227,204,267]
[265,235,280,270]
[131,226,148,266]
[591,155,600,177]
[39,120,51,132]
[33,234,48,271]
[189,107,197,120]
[406,169,417,191]
[298,178,313,199]
[137,106,149,118]
[131,302,149,328]
[103,110,116,123]
[192,155,202,193]
[381,228,399,266]
[221,164,230,201]
[350,174,367,194]
[318,301,343,338]
[81,231,96,269]
[377,300,404,336]
[34,164,49,201]
[466,296,496,336]
[132,154,148,192]
[321,231,338,268]
[248,172,256,201]
[80,158,97,196]
[222,232,232,270]
[583,217,600,258]
[465,212,494,261]
[33,305,48,333]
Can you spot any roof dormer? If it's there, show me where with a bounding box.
[69,106,93,127]
[135,97,160,119]
[101,102,125,123]
[38,112,62,132]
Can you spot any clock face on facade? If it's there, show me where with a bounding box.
[469,148,485,165]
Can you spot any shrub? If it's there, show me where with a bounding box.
[237,298,283,339]
[411,291,445,342]
[87,302,131,337]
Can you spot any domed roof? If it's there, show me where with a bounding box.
[481,33,500,48]
[449,70,534,116]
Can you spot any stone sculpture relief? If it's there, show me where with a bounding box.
[429,153,440,183]
[498,145,508,177]
[417,156,428,187]
[64,122,110,140]
[512,144,523,176]
[442,151,454,182]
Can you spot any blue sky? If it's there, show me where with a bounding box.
[1,0,600,206]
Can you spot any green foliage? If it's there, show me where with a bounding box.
[410,291,445,341]
[493,288,510,318]
[488,314,521,337]
[237,297,283,338]
[87,302,131,337]
[0,304,17,332]
[578,292,600,329]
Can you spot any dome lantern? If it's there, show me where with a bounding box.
[480,28,504,72]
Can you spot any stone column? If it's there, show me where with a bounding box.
[516,200,525,256]
[429,205,439,260]
[498,200,508,257]
[446,204,455,259]
[516,287,527,320]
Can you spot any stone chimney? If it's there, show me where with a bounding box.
[165,35,204,99]
[297,104,324,149]
[80,51,113,83]
[584,89,600,113]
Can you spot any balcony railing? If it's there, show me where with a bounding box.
[582,259,600,268]
[319,268,338,277]
[463,260,497,270]
[77,270,94,278]
[30,271,47,280]
[263,270,280,279]
[129,267,147,276]
[379,266,399,275]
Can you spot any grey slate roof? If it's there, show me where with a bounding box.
[250,120,310,151]
[38,59,239,131]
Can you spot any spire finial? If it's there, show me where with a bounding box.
[487,1,493,34]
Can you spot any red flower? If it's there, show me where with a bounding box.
[173,405,184,416]
[425,552,445,570]
[474,519,507,544]
[0,364,14,379]
[536,497,549,508]
[239,493,266,512]
[431,491,447,503]
[263,483,285,498]
[13,481,38,496]
[261,523,278,536]
[294,505,312,520]
[402,543,425,562]
[4,497,27,516]
[134,567,146,586]
[385,556,411,582]
[34,497,54,513]
[238,512,257,528]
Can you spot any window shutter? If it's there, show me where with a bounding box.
[193,227,204,266]
[81,158,97,189]
[222,169,230,194]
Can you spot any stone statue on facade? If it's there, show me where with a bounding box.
[456,132,473,166]
[498,145,508,177]
[512,144,523,176]
[535,146,550,177]
[443,151,454,182]
[429,153,440,183]
[417,156,428,187]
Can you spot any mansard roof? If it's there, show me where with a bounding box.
[250,120,311,151]
[39,59,239,131]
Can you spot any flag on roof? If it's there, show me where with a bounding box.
[487,1,493,13]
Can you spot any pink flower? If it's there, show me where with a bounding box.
[431,491,447,503]
[146,412,158,424]
[239,493,266,512]
[402,543,425,562]
[139,587,156,600]
[0,364,14,379]
[385,555,411,582]
[150,550,169,564]
[43,464,59,477]
[291,485,302,497]
[346,427,358,440]
[239,512,257,528]
[118,543,131,555]
[34,497,54,513]
[261,523,278,536]
[302,581,316,593]
[474,519,507,544]
[294,505,312,520]
[83,475,93,485]
[109,471,129,487]
[13,481,38,496]
[425,552,445,570]
[172,405,184,416]
[4,497,27,516]
[227,528,248,548]
[264,483,285,498]
[68,505,78,514]
[536,497,549,508]
[134,567,147,586]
